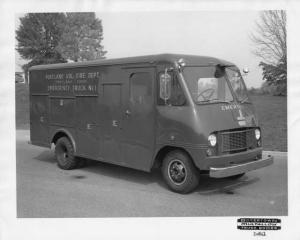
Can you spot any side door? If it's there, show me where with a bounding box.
[121,67,156,171]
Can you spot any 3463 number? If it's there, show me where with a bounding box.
[253,231,266,237]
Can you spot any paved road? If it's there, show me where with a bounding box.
[16,130,287,217]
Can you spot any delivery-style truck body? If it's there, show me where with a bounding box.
[29,54,273,193]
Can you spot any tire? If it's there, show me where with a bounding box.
[226,173,245,180]
[55,137,77,170]
[162,150,200,194]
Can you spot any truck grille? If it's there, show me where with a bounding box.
[220,129,256,153]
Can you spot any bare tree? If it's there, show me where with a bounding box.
[251,10,286,65]
[251,10,287,95]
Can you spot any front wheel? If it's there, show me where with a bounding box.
[162,150,200,194]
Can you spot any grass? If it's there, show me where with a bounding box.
[250,94,287,152]
[15,84,287,152]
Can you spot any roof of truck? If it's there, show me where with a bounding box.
[29,53,235,71]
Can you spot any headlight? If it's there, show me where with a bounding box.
[208,134,217,147]
[255,129,261,140]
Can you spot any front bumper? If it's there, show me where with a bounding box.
[209,154,274,178]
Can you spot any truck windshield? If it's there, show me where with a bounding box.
[183,66,249,104]
[183,66,234,104]
[225,66,249,103]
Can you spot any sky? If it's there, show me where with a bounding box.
[16,11,263,88]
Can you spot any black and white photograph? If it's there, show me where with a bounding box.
[1,0,300,239]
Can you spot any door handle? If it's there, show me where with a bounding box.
[125,110,131,116]
[87,123,95,130]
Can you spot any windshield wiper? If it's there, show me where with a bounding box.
[239,96,249,104]
[209,99,233,104]
[196,99,233,104]
[213,100,233,104]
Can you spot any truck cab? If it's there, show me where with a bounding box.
[29,54,273,193]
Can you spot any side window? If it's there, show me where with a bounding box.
[158,71,186,106]
[130,72,152,105]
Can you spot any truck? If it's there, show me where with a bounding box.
[29,54,274,193]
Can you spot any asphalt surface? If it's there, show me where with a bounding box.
[16,130,287,217]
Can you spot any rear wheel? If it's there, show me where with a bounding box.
[162,150,200,194]
[55,137,77,170]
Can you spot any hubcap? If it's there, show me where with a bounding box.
[168,159,187,185]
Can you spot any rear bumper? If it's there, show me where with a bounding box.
[209,154,274,178]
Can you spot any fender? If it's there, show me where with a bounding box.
[151,143,199,170]
[50,128,77,153]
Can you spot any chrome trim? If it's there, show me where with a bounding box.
[209,155,274,178]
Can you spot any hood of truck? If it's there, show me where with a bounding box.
[156,102,258,145]
[195,102,258,135]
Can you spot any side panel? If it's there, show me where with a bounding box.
[101,83,123,165]
[75,96,100,159]
[49,97,75,127]
[30,67,101,155]
[30,95,49,146]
